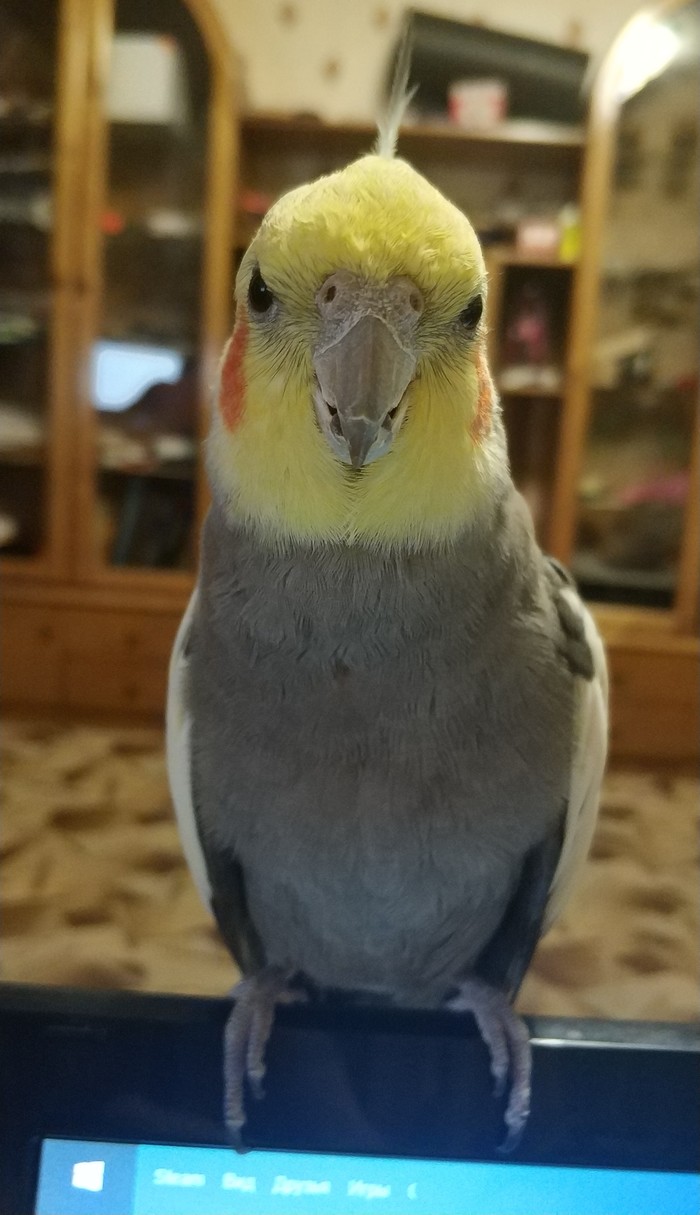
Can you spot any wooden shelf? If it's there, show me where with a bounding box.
[99,330,196,355]
[0,153,52,175]
[99,460,195,482]
[0,443,45,467]
[0,101,53,127]
[497,382,563,400]
[104,222,202,244]
[0,288,51,315]
[242,111,585,153]
[488,247,577,269]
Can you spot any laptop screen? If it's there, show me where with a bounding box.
[34,1138,699,1215]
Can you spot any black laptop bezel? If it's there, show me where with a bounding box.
[0,982,697,1215]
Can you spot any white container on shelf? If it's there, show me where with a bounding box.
[107,34,187,125]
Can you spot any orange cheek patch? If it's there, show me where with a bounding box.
[220,318,248,431]
[470,349,493,445]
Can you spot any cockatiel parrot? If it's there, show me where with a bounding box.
[167,91,608,1152]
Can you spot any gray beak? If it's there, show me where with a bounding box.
[313,313,417,468]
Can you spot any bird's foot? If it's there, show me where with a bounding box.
[446,976,531,1153]
[224,967,305,1148]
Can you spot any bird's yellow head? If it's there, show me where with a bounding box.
[208,154,507,552]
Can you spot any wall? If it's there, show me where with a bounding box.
[209,0,645,121]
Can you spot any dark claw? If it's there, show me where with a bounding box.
[225,1122,248,1153]
[223,968,294,1139]
[249,1075,266,1101]
[497,1124,526,1155]
[446,977,532,1151]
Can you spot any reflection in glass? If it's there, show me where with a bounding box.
[92,0,208,571]
[0,0,56,557]
[574,1,698,608]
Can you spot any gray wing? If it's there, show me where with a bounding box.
[166,589,266,977]
[474,821,564,1000]
[474,559,608,998]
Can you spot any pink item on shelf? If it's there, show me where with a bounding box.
[617,472,689,508]
[448,79,507,129]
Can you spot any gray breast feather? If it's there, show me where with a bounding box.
[181,492,583,1005]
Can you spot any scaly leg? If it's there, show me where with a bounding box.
[446,976,531,1152]
[223,967,304,1146]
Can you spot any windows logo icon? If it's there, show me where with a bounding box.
[71,1159,105,1192]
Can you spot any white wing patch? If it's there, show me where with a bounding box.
[166,587,213,911]
[544,589,608,930]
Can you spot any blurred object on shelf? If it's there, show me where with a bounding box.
[91,340,197,433]
[0,150,51,173]
[663,116,697,197]
[99,425,150,471]
[576,375,693,587]
[501,280,563,393]
[104,475,194,568]
[101,226,201,346]
[101,207,125,236]
[91,339,187,413]
[152,433,195,462]
[0,310,41,343]
[0,401,44,451]
[239,188,274,218]
[0,7,53,103]
[515,216,560,258]
[447,78,507,130]
[0,217,48,288]
[578,498,685,572]
[99,424,196,476]
[100,207,201,239]
[94,341,198,480]
[499,364,562,394]
[389,10,589,125]
[593,325,655,390]
[0,462,44,556]
[500,391,561,544]
[557,203,582,262]
[0,96,52,123]
[504,282,552,365]
[107,33,188,126]
[144,208,200,238]
[0,190,51,228]
[0,509,18,547]
[476,180,523,247]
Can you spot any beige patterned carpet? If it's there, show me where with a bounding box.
[1,717,698,1022]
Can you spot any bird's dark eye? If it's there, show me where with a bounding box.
[248,268,275,314]
[458,295,483,329]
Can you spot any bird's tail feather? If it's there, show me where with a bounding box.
[374,24,416,158]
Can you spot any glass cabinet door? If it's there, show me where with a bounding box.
[572,0,699,609]
[0,1,57,560]
[89,0,210,572]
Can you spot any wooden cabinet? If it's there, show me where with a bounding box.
[1,0,239,716]
[550,0,699,758]
[2,596,182,713]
